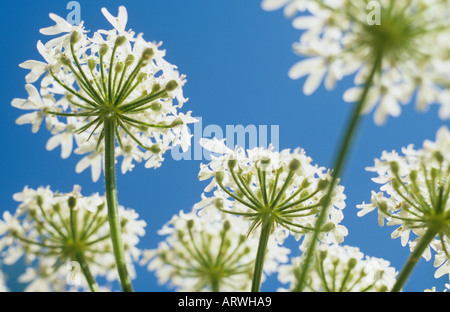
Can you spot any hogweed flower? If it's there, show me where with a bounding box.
[278,243,398,292]
[141,209,290,292]
[12,6,195,180]
[358,126,450,291]
[262,0,450,125]
[0,185,146,292]
[197,138,347,291]
[11,6,195,291]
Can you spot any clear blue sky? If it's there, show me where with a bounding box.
[0,0,447,292]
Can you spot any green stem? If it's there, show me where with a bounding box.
[391,228,437,292]
[104,116,134,292]
[75,252,100,292]
[294,53,383,292]
[251,215,273,292]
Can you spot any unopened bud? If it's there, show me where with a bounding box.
[142,48,154,60]
[321,222,335,232]
[348,258,357,269]
[115,62,124,73]
[187,219,194,229]
[390,161,399,174]
[289,158,301,172]
[68,196,77,209]
[165,80,178,92]
[409,170,417,181]
[150,102,162,111]
[214,198,224,209]
[223,220,231,231]
[70,31,81,44]
[152,84,161,93]
[434,151,444,163]
[99,44,109,56]
[149,144,161,154]
[115,36,127,47]
[88,59,96,71]
[317,179,329,191]
[216,171,225,184]
[37,195,44,207]
[228,159,237,169]
[170,118,184,127]
[125,54,135,66]
[137,72,147,82]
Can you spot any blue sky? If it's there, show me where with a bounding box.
[0,0,448,292]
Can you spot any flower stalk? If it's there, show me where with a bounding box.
[251,215,274,292]
[294,52,383,291]
[104,115,133,292]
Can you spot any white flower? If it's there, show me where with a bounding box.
[278,243,398,292]
[358,126,450,278]
[141,208,290,291]
[264,0,450,124]
[0,185,146,291]
[12,6,196,181]
[197,138,347,244]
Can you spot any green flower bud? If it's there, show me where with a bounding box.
[151,84,161,93]
[115,62,124,73]
[348,258,358,269]
[137,72,147,82]
[170,118,184,127]
[289,158,301,172]
[390,161,399,174]
[409,170,417,181]
[434,151,444,163]
[125,54,135,66]
[223,220,231,232]
[165,80,178,92]
[37,195,44,207]
[149,144,161,154]
[99,44,109,56]
[88,59,97,71]
[115,36,127,46]
[216,171,225,184]
[321,222,335,232]
[68,196,77,209]
[70,31,81,44]
[214,198,224,210]
[142,48,154,60]
[150,102,162,111]
[228,159,237,169]
[317,179,329,191]
[187,219,194,229]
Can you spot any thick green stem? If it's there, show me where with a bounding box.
[251,215,274,292]
[294,53,383,292]
[391,229,437,292]
[104,116,134,292]
[75,252,100,292]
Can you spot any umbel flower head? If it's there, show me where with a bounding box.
[196,138,347,244]
[141,208,290,292]
[358,126,450,279]
[12,6,196,181]
[278,243,398,292]
[0,185,146,292]
[262,0,450,125]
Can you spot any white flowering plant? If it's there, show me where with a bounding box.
[1,1,449,293]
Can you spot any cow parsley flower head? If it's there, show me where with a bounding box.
[263,0,450,125]
[141,208,290,291]
[197,138,347,244]
[12,6,195,181]
[278,243,398,292]
[358,126,450,279]
[0,185,146,291]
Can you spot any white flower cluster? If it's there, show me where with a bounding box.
[142,208,290,291]
[0,185,146,291]
[262,0,450,124]
[196,138,347,244]
[278,243,398,292]
[12,6,196,181]
[358,126,450,279]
